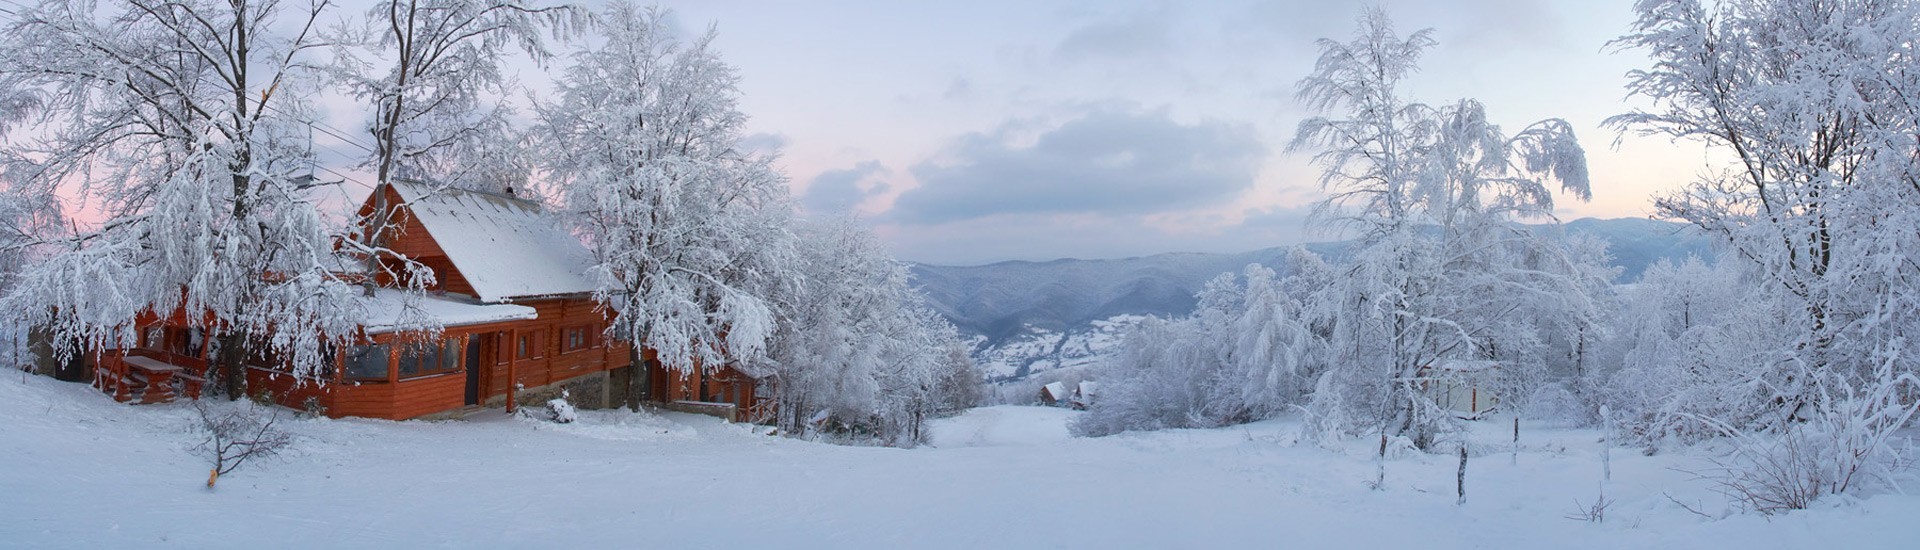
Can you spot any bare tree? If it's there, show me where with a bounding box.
[193,398,292,488]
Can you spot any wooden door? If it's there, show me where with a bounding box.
[465,333,500,406]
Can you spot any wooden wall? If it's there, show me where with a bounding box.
[648,361,762,422]
[325,300,631,421]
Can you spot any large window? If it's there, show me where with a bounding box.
[398,338,461,378]
[345,344,391,380]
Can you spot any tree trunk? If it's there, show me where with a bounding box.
[627,347,645,412]
[217,333,246,401]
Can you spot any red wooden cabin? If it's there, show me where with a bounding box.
[89,181,768,422]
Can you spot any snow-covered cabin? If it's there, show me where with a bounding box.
[89,181,765,422]
[1071,381,1098,410]
[1418,360,1501,419]
[1039,381,1071,406]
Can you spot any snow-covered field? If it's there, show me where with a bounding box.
[3,375,1916,549]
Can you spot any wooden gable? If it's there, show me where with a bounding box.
[356,185,477,296]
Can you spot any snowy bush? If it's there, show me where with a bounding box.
[1699,376,1920,514]
[1520,383,1589,428]
[546,390,577,424]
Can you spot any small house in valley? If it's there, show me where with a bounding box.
[85,181,767,422]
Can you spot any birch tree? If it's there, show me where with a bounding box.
[0,0,366,396]
[539,2,795,408]
[1290,8,1599,449]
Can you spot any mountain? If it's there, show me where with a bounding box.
[909,218,1716,383]
[909,242,1346,344]
[1560,217,1716,281]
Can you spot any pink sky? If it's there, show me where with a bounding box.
[55,1,1712,266]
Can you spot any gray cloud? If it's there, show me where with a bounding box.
[802,160,890,214]
[890,108,1266,224]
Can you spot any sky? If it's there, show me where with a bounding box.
[599,0,1717,265]
[295,0,1717,266]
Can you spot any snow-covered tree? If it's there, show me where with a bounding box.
[0,0,368,396]
[0,174,63,369]
[1075,261,1321,437]
[1604,0,1920,495]
[1610,0,1920,427]
[1289,8,1600,449]
[539,2,796,407]
[1599,257,1785,444]
[768,217,977,446]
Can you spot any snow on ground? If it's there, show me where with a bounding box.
[3,375,1917,549]
[974,314,1144,381]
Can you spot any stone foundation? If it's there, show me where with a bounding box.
[655,400,738,421]
[484,371,613,411]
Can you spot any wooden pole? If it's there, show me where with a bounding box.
[506,329,517,415]
[1456,445,1468,505]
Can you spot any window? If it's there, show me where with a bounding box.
[345,344,391,380]
[517,330,547,360]
[562,326,587,353]
[398,338,461,378]
[140,326,164,350]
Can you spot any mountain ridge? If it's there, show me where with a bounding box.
[911,217,1715,348]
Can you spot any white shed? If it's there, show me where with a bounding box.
[1419,360,1500,418]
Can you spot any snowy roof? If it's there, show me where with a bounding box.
[362,289,538,334]
[1077,381,1098,398]
[391,180,597,303]
[1042,382,1069,400]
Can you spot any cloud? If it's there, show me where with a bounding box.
[942,77,973,101]
[889,108,1266,224]
[802,160,891,214]
[1053,7,1174,63]
[738,132,789,155]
